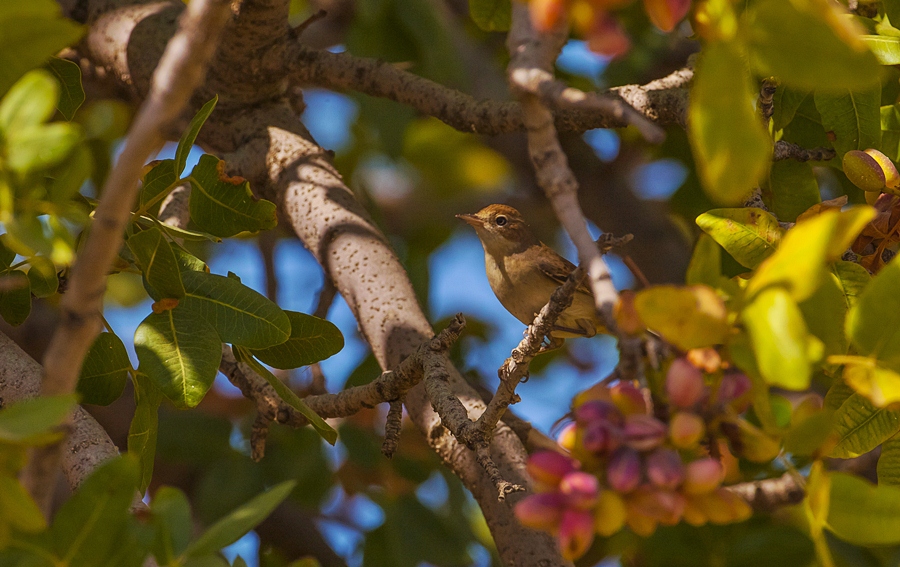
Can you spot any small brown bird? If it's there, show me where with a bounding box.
[456,204,605,339]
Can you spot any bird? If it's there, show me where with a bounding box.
[456,204,605,339]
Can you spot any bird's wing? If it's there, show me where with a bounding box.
[534,244,594,296]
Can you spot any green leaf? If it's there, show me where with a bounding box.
[248,311,343,370]
[830,393,900,458]
[45,57,84,120]
[0,395,76,445]
[846,256,900,370]
[745,0,881,91]
[814,87,881,158]
[0,6,83,96]
[127,227,185,298]
[882,103,900,161]
[49,145,92,202]
[182,480,296,559]
[799,273,849,358]
[633,285,729,350]
[827,472,900,545]
[468,0,509,31]
[0,270,31,326]
[0,69,57,131]
[188,155,277,237]
[139,159,178,213]
[861,35,900,65]
[685,234,722,288]
[151,487,192,563]
[6,122,80,174]
[233,347,337,445]
[128,373,161,493]
[772,86,808,131]
[747,207,875,302]
[77,332,130,406]
[743,287,819,390]
[831,260,870,310]
[878,434,900,485]
[0,237,15,267]
[784,410,834,457]
[835,356,900,407]
[134,307,222,408]
[689,42,772,204]
[49,455,139,566]
[0,475,46,533]
[180,270,290,349]
[25,256,56,298]
[175,96,217,176]
[695,208,782,269]
[761,161,819,222]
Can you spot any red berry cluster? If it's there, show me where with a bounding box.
[515,357,759,560]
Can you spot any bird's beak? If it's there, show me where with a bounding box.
[455,213,482,227]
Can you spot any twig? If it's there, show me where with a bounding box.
[258,229,279,302]
[220,315,467,458]
[286,42,690,135]
[773,141,836,162]
[727,472,805,512]
[381,398,404,458]
[24,0,232,515]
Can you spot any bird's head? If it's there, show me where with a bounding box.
[456,204,539,256]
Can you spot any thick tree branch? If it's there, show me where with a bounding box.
[25,0,232,514]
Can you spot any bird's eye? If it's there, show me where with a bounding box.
[495,215,508,226]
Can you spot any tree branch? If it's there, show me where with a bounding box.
[24,0,232,514]
[286,42,689,135]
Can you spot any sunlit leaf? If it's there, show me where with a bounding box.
[745,0,881,91]
[747,207,875,302]
[689,42,772,203]
[139,159,178,213]
[695,207,782,269]
[685,234,722,288]
[188,155,277,238]
[743,287,820,390]
[78,332,130,406]
[633,285,729,350]
[862,35,900,65]
[249,311,343,369]
[179,270,289,349]
[831,355,900,407]
[134,307,221,409]
[830,393,900,458]
[6,122,80,174]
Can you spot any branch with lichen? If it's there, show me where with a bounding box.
[220,314,467,460]
[773,141,836,162]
